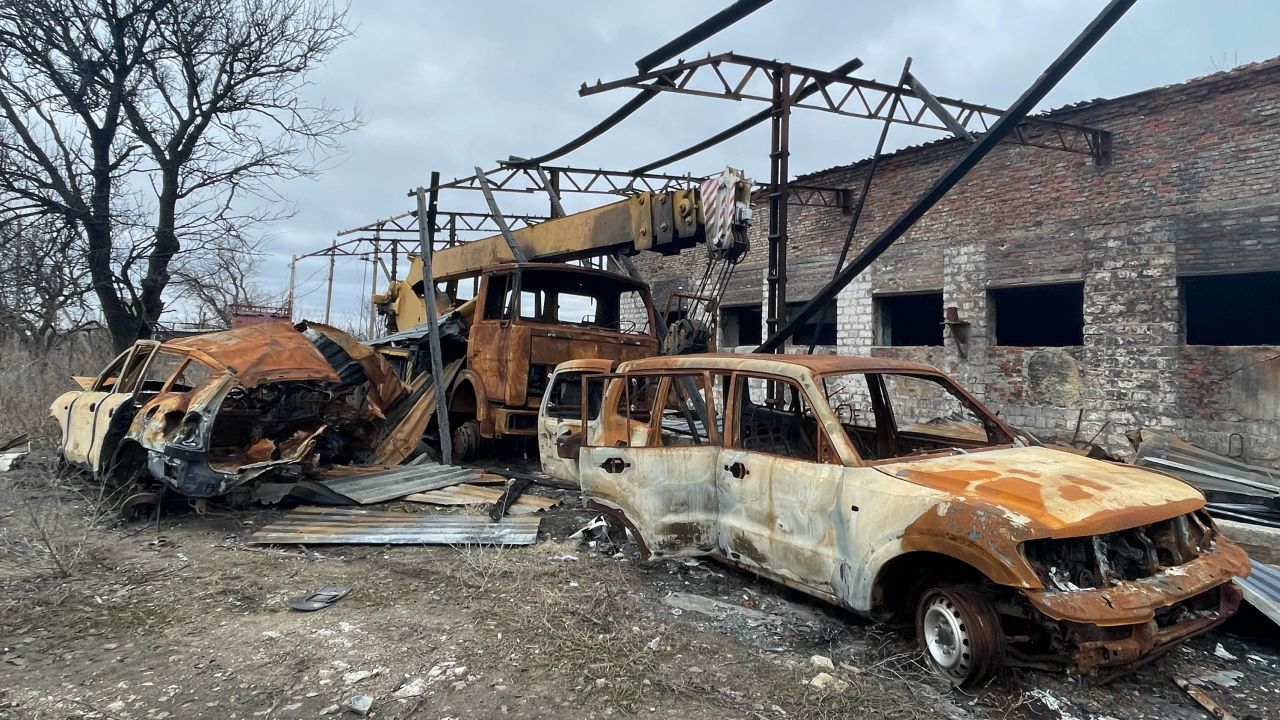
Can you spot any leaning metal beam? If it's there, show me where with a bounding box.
[905,70,974,143]
[757,0,1135,352]
[582,52,1112,164]
[517,0,771,166]
[635,0,773,72]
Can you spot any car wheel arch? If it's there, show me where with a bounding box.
[870,550,988,622]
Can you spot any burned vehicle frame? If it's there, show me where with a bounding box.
[371,262,660,459]
[539,354,1250,685]
[50,322,411,507]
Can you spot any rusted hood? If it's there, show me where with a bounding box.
[877,446,1204,538]
[167,323,339,387]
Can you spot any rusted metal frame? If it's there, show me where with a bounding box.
[546,169,564,218]
[412,173,454,465]
[634,0,773,72]
[472,165,528,265]
[761,183,852,211]
[584,52,1111,162]
[758,0,1137,353]
[805,59,910,356]
[449,163,704,197]
[905,70,974,143]
[631,57,863,174]
[533,166,567,218]
[336,210,548,239]
[764,62,791,403]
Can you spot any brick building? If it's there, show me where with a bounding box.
[628,58,1280,466]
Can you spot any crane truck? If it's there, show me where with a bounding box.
[369,169,752,460]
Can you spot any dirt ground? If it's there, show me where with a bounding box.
[2,458,1279,720]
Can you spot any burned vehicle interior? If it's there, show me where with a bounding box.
[597,367,1017,465]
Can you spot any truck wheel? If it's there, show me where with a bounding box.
[915,586,1004,687]
[451,418,481,462]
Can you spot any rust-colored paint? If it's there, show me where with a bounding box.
[52,323,419,501]
[166,322,339,386]
[552,352,1253,678]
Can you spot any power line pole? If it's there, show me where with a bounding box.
[323,239,336,324]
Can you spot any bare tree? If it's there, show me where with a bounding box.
[168,238,283,329]
[0,0,355,351]
[0,215,96,346]
[0,0,160,351]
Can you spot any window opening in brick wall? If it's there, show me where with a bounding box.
[720,305,762,347]
[990,283,1084,346]
[874,292,943,346]
[786,300,837,346]
[1182,272,1280,345]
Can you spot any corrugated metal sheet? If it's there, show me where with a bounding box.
[247,506,541,545]
[1236,560,1280,628]
[402,484,561,514]
[316,462,484,504]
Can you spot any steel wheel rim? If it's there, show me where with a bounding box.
[923,595,971,679]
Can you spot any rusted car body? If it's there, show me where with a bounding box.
[539,354,1250,685]
[373,263,659,459]
[50,322,411,504]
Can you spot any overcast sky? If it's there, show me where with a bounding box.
[267,0,1280,329]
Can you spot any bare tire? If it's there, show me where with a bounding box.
[451,418,481,462]
[915,586,1004,687]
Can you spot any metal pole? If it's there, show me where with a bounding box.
[757,0,1136,353]
[368,242,379,339]
[413,172,453,465]
[765,65,791,357]
[287,256,297,321]
[323,239,336,324]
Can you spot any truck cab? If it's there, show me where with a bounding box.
[464,263,658,440]
[374,263,660,459]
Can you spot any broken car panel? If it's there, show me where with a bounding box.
[51,322,412,503]
[541,353,1250,685]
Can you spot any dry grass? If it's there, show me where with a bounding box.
[0,461,115,587]
[0,333,109,446]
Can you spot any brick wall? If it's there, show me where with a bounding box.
[632,58,1280,467]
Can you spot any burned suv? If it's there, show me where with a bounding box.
[538,354,1250,685]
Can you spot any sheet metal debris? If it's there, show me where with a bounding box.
[1174,677,1239,720]
[1131,429,1280,527]
[0,433,30,472]
[247,506,541,545]
[401,484,560,514]
[1235,559,1280,628]
[290,585,351,612]
[314,462,484,504]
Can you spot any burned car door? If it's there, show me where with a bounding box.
[538,360,611,484]
[717,372,848,603]
[579,372,720,557]
[63,341,160,474]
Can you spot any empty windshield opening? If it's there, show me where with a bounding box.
[821,371,1011,462]
[481,269,649,333]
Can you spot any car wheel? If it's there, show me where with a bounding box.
[451,418,481,462]
[915,585,1004,687]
